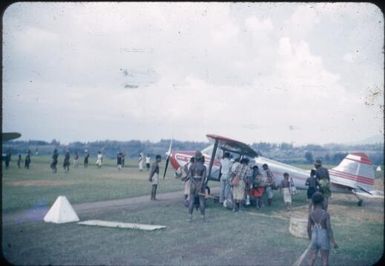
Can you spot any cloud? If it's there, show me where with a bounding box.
[2,2,383,144]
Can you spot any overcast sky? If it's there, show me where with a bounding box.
[2,2,384,145]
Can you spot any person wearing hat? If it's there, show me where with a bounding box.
[314,159,331,211]
[186,150,207,222]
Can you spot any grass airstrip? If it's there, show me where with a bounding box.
[2,156,384,265]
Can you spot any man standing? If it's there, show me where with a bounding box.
[314,159,331,211]
[187,151,207,222]
[24,150,31,169]
[117,152,123,170]
[84,150,89,168]
[51,149,59,173]
[219,152,232,204]
[262,163,275,206]
[149,155,162,200]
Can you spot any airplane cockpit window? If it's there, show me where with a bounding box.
[201,144,223,159]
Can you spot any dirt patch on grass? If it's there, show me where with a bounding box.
[7,180,75,187]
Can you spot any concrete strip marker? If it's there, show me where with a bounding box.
[78,220,166,231]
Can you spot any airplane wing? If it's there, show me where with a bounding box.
[2,132,21,142]
[206,134,258,157]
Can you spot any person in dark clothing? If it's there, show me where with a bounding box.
[50,149,59,173]
[17,154,22,168]
[306,169,319,212]
[117,152,123,170]
[314,159,331,210]
[63,151,70,172]
[84,150,89,168]
[4,149,11,169]
[24,150,31,169]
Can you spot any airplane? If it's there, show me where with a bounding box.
[163,134,383,206]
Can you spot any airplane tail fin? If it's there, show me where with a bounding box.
[329,153,375,192]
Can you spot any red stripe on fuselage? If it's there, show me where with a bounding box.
[329,169,374,185]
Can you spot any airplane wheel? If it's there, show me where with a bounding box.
[357,199,363,206]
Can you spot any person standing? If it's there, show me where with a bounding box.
[307,192,338,266]
[117,152,123,170]
[24,150,31,169]
[149,154,162,200]
[181,157,195,207]
[84,150,89,168]
[219,152,232,204]
[145,154,151,171]
[314,159,331,211]
[230,157,250,212]
[17,154,22,168]
[280,172,292,211]
[63,150,70,173]
[96,151,103,168]
[4,149,11,169]
[262,163,275,206]
[138,152,144,171]
[50,149,59,173]
[187,151,207,222]
[73,152,79,168]
[306,169,319,212]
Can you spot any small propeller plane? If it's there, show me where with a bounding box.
[163,134,382,206]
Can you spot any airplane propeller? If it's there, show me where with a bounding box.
[163,139,173,179]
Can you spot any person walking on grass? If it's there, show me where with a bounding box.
[63,150,70,173]
[51,149,59,173]
[307,192,338,266]
[149,154,162,200]
[96,151,103,168]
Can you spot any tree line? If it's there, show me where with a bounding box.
[2,139,383,166]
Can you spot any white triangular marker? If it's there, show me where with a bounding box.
[44,196,80,223]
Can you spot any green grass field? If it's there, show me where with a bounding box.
[2,157,384,265]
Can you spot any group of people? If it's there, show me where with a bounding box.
[3,149,31,169]
[50,149,95,173]
[138,152,152,171]
[218,152,296,212]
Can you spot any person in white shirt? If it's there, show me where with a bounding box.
[219,152,232,204]
[145,154,151,171]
